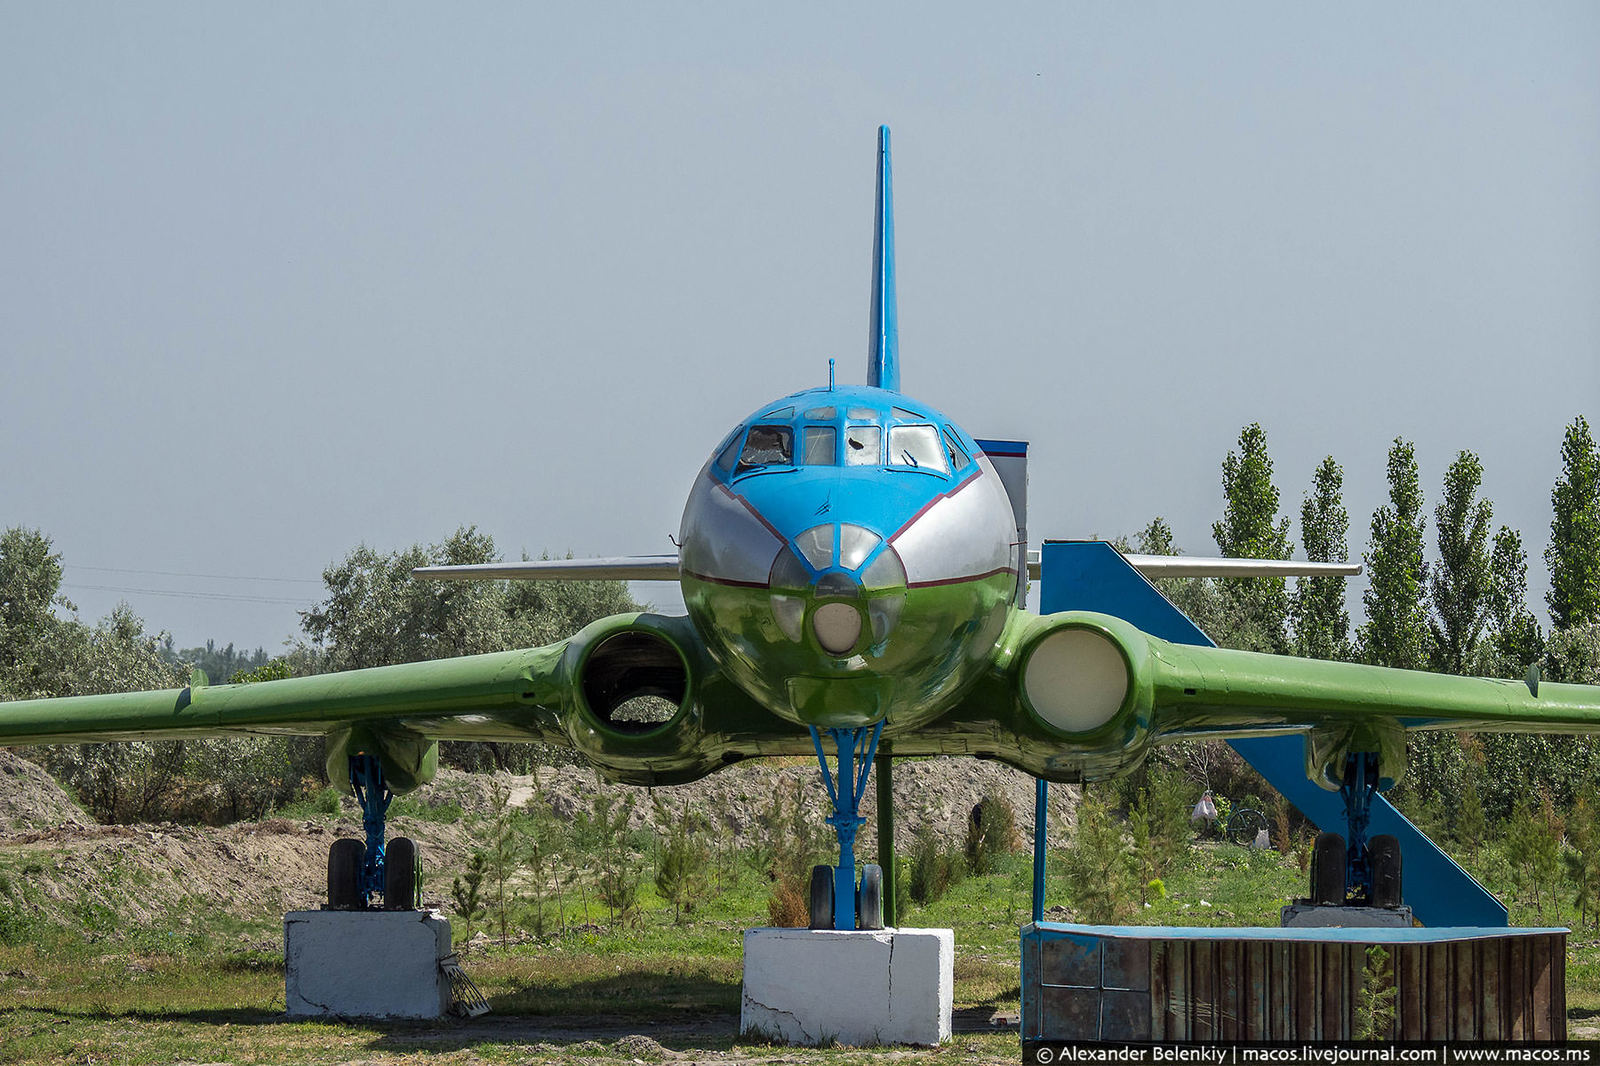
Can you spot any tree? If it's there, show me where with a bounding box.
[1359,440,1431,669]
[451,851,489,950]
[1428,451,1494,676]
[653,796,712,925]
[1292,457,1352,661]
[1211,424,1294,653]
[1479,526,1544,678]
[1132,517,1222,632]
[300,527,641,769]
[1547,416,1600,630]
[1547,623,1600,685]
[0,531,188,822]
[482,780,524,948]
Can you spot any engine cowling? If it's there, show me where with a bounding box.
[560,614,712,785]
[1008,612,1157,781]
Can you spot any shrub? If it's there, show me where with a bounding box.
[964,793,1018,876]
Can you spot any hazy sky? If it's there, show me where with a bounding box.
[3,3,1596,653]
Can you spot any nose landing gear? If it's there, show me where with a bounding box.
[808,724,887,930]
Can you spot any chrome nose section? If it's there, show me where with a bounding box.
[767,523,907,656]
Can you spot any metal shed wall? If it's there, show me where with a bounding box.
[1022,922,1566,1042]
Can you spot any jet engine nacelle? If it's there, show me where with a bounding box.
[558,613,719,786]
[1003,611,1159,781]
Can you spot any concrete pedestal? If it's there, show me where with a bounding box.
[285,910,452,1019]
[741,927,953,1047]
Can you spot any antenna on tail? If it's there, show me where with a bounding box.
[867,125,899,392]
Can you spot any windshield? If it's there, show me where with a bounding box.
[738,425,793,472]
[889,425,949,473]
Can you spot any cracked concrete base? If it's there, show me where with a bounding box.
[285,910,452,1019]
[740,927,953,1046]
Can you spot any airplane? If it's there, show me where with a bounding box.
[3,127,1598,935]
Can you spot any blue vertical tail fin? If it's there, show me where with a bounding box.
[868,125,900,392]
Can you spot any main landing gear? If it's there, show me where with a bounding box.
[1308,752,1403,909]
[807,724,887,931]
[326,752,422,911]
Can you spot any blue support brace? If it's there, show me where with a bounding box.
[1039,540,1506,927]
[348,752,392,908]
[1032,778,1047,924]
[811,723,884,930]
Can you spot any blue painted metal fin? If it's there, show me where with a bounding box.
[868,125,899,392]
[1037,539,1507,928]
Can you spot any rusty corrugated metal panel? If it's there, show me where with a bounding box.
[1023,923,1568,1043]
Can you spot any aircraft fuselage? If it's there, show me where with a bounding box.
[678,382,1018,730]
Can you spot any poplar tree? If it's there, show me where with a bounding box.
[1546,416,1600,630]
[1211,424,1294,653]
[1428,451,1494,676]
[1292,457,1351,661]
[1359,440,1431,669]
[1481,526,1543,677]
[1134,517,1220,633]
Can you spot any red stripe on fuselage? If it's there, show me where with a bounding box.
[713,474,787,543]
[681,567,771,590]
[906,566,1016,590]
[886,467,983,544]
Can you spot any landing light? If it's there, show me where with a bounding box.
[813,602,863,655]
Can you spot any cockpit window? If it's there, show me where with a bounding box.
[714,431,744,473]
[844,425,881,466]
[805,406,837,420]
[738,425,793,472]
[800,426,836,466]
[942,427,971,472]
[889,425,949,473]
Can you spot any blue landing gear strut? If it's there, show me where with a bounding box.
[1340,752,1379,902]
[809,723,884,930]
[1310,751,1402,908]
[349,752,392,907]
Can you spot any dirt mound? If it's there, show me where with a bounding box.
[0,756,1077,937]
[0,750,93,830]
[434,757,1078,851]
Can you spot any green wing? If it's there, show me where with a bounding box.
[0,612,811,792]
[933,610,1600,788]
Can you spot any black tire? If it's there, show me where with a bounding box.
[1370,834,1403,909]
[328,838,365,910]
[1226,808,1269,847]
[808,865,834,930]
[384,837,419,911]
[857,864,884,930]
[1310,832,1346,906]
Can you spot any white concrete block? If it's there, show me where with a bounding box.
[285,910,453,1019]
[741,927,953,1046]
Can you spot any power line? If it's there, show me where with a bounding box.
[70,564,322,584]
[62,583,312,607]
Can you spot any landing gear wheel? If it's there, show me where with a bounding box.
[1310,832,1346,906]
[1370,834,1403,908]
[857,864,884,930]
[328,838,365,910]
[808,865,835,930]
[384,837,419,910]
